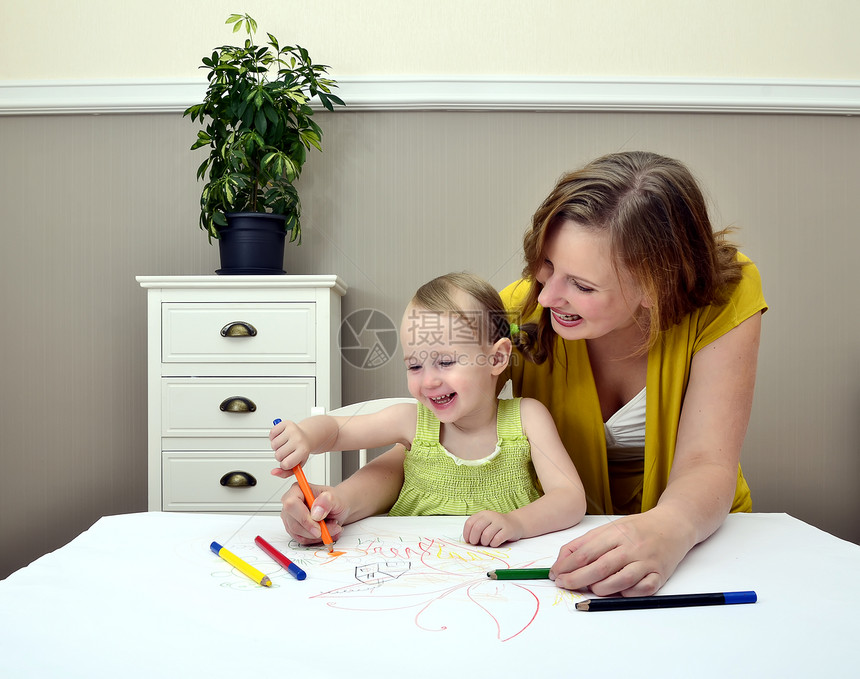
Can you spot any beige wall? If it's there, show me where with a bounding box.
[1,108,859,580]
[3,0,860,80]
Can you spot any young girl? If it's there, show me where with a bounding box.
[270,272,586,548]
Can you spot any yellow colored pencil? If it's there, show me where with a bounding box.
[210,541,272,587]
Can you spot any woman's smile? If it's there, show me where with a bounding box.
[550,308,583,327]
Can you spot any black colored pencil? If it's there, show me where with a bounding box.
[575,590,757,612]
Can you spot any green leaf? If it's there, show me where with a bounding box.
[299,128,322,152]
[317,92,333,112]
[196,158,210,180]
[262,103,279,124]
[255,108,267,135]
[248,130,266,150]
[260,151,277,167]
[236,97,250,121]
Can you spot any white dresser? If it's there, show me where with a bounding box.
[136,275,347,513]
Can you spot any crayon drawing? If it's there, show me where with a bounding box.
[284,521,583,642]
[204,516,583,641]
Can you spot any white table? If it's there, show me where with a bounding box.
[1,512,858,678]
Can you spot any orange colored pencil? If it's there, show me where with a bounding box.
[273,418,334,552]
[293,465,335,552]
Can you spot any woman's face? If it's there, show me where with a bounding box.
[535,220,649,342]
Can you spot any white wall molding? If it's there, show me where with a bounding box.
[2,77,859,116]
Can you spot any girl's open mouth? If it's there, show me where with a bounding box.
[428,393,455,406]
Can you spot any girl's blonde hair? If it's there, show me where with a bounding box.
[410,272,510,346]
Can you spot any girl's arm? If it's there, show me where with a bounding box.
[550,312,762,596]
[279,445,407,545]
[463,398,586,547]
[271,402,415,476]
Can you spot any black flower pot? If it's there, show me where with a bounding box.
[216,212,287,275]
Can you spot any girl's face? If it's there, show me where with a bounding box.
[400,298,508,424]
[535,220,649,342]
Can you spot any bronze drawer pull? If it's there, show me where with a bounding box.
[220,321,257,337]
[219,396,257,412]
[219,471,257,487]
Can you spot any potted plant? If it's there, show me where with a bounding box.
[184,13,344,274]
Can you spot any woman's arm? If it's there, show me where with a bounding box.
[462,398,587,547]
[279,445,407,545]
[550,312,762,595]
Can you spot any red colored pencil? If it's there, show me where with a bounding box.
[254,536,307,580]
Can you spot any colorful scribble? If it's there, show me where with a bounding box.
[205,520,584,641]
[295,533,573,642]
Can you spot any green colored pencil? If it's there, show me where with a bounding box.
[487,567,551,580]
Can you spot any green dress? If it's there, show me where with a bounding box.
[388,398,541,516]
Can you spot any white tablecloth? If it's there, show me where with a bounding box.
[1,512,858,678]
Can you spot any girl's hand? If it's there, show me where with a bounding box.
[270,420,313,475]
[279,482,347,546]
[463,511,524,547]
[549,509,692,596]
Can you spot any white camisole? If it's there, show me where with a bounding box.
[604,387,646,462]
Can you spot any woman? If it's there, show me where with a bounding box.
[501,150,766,596]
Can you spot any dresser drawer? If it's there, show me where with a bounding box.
[161,378,314,437]
[162,302,316,363]
[161,451,330,512]
[162,451,326,513]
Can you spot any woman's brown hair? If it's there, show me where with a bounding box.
[517,151,744,364]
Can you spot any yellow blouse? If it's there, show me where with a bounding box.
[500,254,767,515]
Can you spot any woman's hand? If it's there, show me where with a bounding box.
[463,511,524,547]
[549,508,694,596]
[279,482,348,546]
